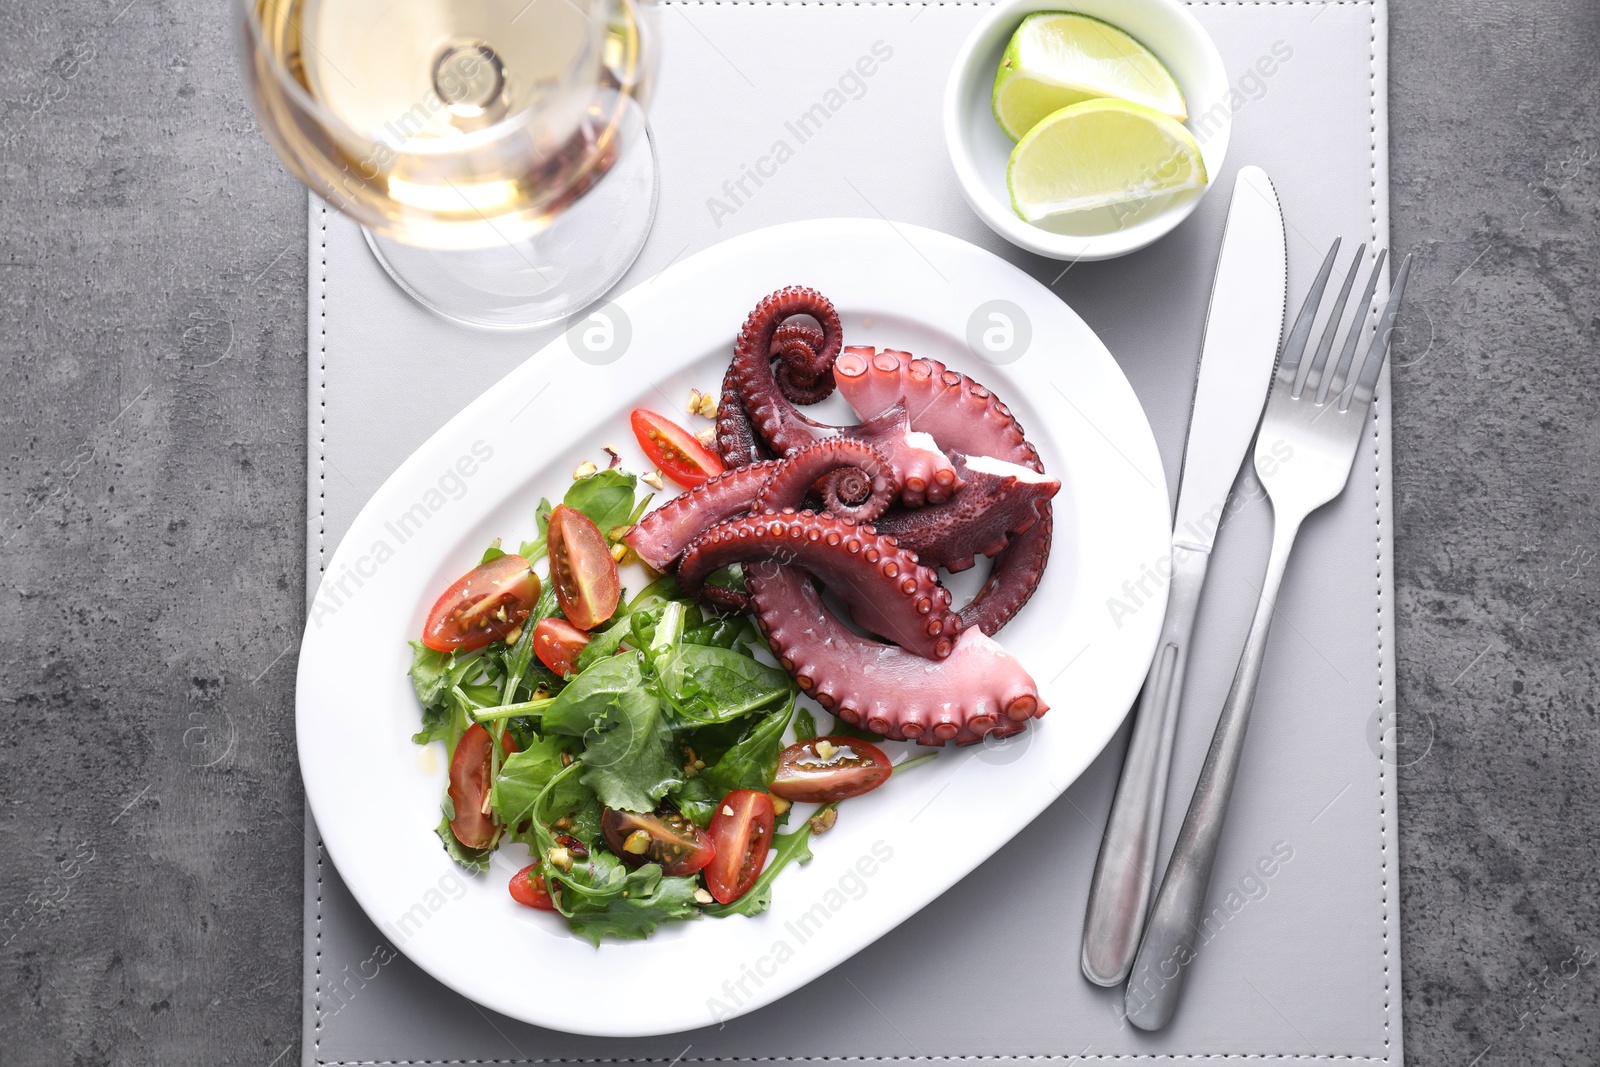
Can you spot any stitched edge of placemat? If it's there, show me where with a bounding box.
[304,0,1394,1061]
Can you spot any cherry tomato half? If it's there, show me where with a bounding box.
[705,790,775,904]
[630,409,725,488]
[509,862,556,911]
[448,724,518,850]
[422,553,541,653]
[601,806,716,876]
[770,736,891,803]
[546,505,620,630]
[534,617,590,677]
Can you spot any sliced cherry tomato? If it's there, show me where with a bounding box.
[630,409,725,488]
[705,789,775,904]
[546,505,620,630]
[448,724,518,850]
[509,862,556,911]
[533,617,591,677]
[422,553,541,653]
[770,736,891,803]
[601,806,716,876]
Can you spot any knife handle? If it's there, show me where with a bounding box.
[1081,547,1209,987]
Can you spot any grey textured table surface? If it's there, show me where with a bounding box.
[1,0,1596,1064]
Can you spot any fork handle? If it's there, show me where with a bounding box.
[1081,547,1210,986]
[1122,511,1303,1031]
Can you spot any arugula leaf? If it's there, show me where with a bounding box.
[656,643,793,723]
[480,539,506,564]
[492,737,589,829]
[408,642,452,707]
[700,697,794,797]
[564,470,639,535]
[579,688,680,811]
[627,574,681,611]
[703,811,823,918]
[433,814,493,874]
[793,708,817,743]
[563,863,702,944]
[412,703,454,746]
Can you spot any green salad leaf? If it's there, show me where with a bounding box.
[700,696,794,797]
[656,644,793,723]
[579,688,680,811]
[563,861,703,944]
[563,469,642,535]
[537,656,644,734]
[491,737,587,829]
[792,707,817,742]
[433,814,493,874]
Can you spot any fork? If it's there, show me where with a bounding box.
[1120,239,1413,1031]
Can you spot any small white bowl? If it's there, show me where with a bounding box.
[944,0,1231,261]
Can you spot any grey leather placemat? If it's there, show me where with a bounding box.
[301,1,1400,1063]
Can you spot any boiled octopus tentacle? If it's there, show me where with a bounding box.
[833,346,1055,635]
[961,507,1054,637]
[624,460,782,571]
[747,563,1045,744]
[718,288,961,506]
[870,454,1059,573]
[770,322,835,405]
[719,286,842,460]
[753,438,897,525]
[677,510,962,662]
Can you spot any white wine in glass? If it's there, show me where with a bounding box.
[243,0,659,328]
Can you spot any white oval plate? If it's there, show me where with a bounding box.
[296,219,1171,1037]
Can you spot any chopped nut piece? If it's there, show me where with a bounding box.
[641,469,665,491]
[623,830,652,855]
[547,846,573,872]
[770,797,792,816]
[503,623,523,646]
[572,459,598,479]
[813,739,839,761]
[809,807,838,835]
[692,759,706,771]
[695,392,720,418]
[693,888,715,905]
[695,425,718,449]
[721,804,735,817]
[560,751,574,767]
[602,445,622,469]
[686,389,706,416]
[552,815,573,831]
[611,543,628,563]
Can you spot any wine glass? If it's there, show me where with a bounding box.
[242,0,659,329]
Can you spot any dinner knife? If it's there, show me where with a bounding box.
[1080,166,1287,988]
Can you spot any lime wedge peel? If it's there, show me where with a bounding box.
[992,12,1187,141]
[1006,98,1207,224]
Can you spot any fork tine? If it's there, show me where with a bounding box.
[1343,252,1413,412]
[1309,244,1367,403]
[1281,238,1341,386]
[1324,248,1387,403]
[1312,244,1363,403]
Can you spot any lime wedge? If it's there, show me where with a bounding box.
[1006,98,1206,224]
[992,12,1187,141]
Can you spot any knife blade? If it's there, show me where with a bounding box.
[1081,166,1286,988]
